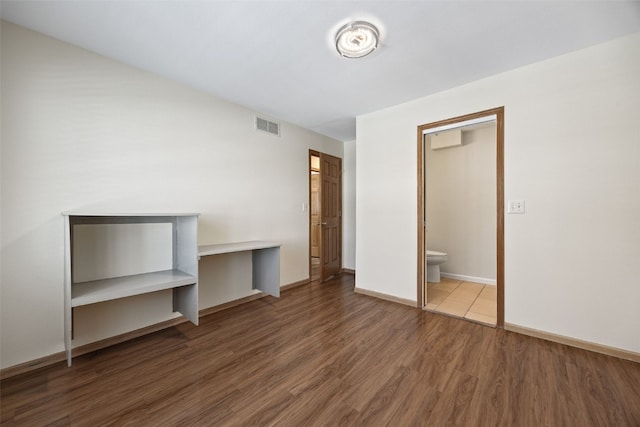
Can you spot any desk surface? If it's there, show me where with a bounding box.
[198,241,281,257]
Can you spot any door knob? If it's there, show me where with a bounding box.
[321,222,328,225]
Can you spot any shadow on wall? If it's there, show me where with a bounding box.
[425,124,497,284]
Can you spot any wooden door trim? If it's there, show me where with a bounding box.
[417,107,505,327]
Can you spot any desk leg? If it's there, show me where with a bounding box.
[253,247,280,297]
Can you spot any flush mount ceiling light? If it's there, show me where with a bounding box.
[335,21,379,58]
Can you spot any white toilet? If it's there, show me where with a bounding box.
[426,250,448,283]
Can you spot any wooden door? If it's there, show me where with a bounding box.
[320,153,342,280]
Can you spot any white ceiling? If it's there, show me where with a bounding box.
[2,1,640,141]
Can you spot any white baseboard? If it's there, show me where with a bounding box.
[505,323,640,363]
[440,272,496,286]
[354,287,417,307]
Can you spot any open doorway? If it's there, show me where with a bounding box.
[310,153,321,281]
[309,150,343,282]
[417,107,504,327]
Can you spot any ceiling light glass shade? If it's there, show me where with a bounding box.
[335,21,379,58]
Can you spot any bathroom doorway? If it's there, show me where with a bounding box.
[417,107,504,327]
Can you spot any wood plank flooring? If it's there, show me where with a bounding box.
[2,274,640,426]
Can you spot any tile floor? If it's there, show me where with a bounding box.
[425,277,497,326]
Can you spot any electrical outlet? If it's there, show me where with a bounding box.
[508,199,525,214]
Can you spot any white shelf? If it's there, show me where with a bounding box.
[198,241,281,256]
[198,240,281,298]
[71,269,197,307]
[63,213,199,367]
[62,216,280,367]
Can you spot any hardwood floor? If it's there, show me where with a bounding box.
[2,274,639,426]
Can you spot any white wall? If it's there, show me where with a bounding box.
[356,32,640,353]
[0,22,343,369]
[342,139,356,270]
[426,125,496,283]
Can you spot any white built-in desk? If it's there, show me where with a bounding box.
[62,216,279,367]
[198,241,281,298]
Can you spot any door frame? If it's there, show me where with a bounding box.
[309,149,343,281]
[417,107,504,327]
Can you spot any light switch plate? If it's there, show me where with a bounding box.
[508,199,525,214]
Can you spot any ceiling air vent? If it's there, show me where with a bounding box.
[256,116,280,136]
